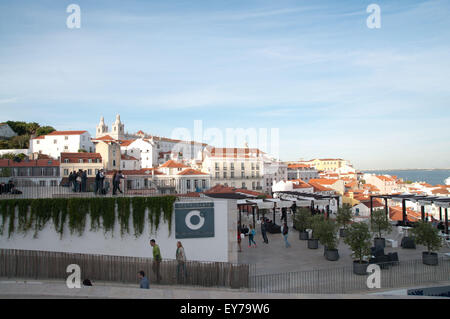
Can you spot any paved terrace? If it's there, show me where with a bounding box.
[238,215,450,276]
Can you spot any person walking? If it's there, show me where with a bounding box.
[237,225,242,252]
[138,271,150,289]
[260,217,269,244]
[248,224,257,247]
[113,170,125,195]
[176,241,187,284]
[150,239,162,283]
[281,222,291,248]
[94,170,101,195]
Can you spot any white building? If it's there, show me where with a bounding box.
[202,147,265,192]
[115,160,212,195]
[261,160,287,194]
[120,138,156,168]
[287,164,319,182]
[30,131,94,159]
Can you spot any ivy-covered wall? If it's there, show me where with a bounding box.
[0,196,177,239]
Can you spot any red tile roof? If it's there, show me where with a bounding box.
[159,160,189,168]
[208,147,264,158]
[177,168,208,176]
[61,152,102,163]
[204,184,269,197]
[309,178,339,185]
[431,188,449,195]
[0,159,60,167]
[47,130,88,136]
[121,154,138,161]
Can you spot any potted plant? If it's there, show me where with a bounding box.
[344,222,372,275]
[307,215,323,249]
[410,221,442,266]
[293,207,311,240]
[317,219,340,261]
[370,209,392,249]
[336,204,353,237]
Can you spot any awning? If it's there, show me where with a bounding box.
[296,200,312,207]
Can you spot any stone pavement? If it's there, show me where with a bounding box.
[0,280,442,299]
[238,215,450,275]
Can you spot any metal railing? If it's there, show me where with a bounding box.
[249,256,450,294]
[0,249,251,289]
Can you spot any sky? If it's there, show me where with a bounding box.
[0,0,449,169]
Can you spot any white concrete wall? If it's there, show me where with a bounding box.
[0,199,231,262]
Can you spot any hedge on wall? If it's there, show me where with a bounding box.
[0,196,176,239]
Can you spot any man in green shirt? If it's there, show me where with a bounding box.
[150,239,162,283]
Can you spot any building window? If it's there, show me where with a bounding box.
[215,172,219,178]
[223,172,227,178]
[194,180,198,189]
[64,159,69,163]
[215,163,219,170]
[113,160,116,167]
[88,169,92,175]
[36,140,40,144]
[64,169,69,176]
[51,180,58,186]
[202,180,206,189]
[242,182,246,189]
[79,159,83,163]
[231,171,234,178]
[187,180,191,189]
[223,163,227,170]
[230,163,234,170]
[241,171,245,178]
[65,136,68,140]
[39,180,46,187]
[64,146,68,150]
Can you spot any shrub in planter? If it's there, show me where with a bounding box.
[316,219,340,261]
[336,204,352,237]
[344,222,372,275]
[410,221,442,266]
[294,207,311,240]
[307,215,323,249]
[370,209,392,248]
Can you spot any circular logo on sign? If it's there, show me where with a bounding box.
[185,210,205,230]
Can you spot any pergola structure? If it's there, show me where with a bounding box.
[273,191,341,220]
[370,194,450,234]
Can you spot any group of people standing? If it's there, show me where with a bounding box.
[138,239,187,289]
[68,170,88,192]
[68,169,126,195]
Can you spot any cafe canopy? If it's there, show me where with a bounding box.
[370,193,449,234]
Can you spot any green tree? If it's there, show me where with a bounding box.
[293,207,311,232]
[316,219,339,250]
[411,221,442,254]
[36,126,55,137]
[10,134,30,149]
[336,204,353,230]
[370,209,392,239]
[344,222,372,263]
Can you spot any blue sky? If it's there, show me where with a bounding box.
[1,0,449,169]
